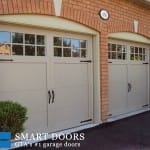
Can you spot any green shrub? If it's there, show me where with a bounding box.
[0,101,28,138]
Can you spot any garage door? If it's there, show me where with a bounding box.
[108,40,149,117]
[0,26,93,133]
[48,35,93,132]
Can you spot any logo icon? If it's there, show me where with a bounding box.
[0,132,11,148]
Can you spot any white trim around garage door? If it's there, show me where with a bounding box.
[0,15,98,35]
[0,15,101,125]
[109,32,150,44]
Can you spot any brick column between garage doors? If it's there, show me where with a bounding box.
[100,31,109,121]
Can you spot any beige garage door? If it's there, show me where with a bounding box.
[0,26,93,133]
[108,39,149,117]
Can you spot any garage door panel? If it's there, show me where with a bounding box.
[109,64,128,116]
[0,63,47,91]
[0,62,48,133]
[0,90,48,134]
[54,63,88,88]
[51,63,90,131]
[52,86,89,130]
[128,65,148,111]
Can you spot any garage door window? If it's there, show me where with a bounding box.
[63,38,71,57]
[108,43,127,60]
[0,31,11,55]
[108,43,148,62]
[0,31,46,56]
[12,32,24,55]
[54,37,87,58]
[130,46,146,61]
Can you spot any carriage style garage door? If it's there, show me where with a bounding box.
[0,24,93,133]
[108,39,149,117]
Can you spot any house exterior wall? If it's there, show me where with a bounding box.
[0,0,149,121]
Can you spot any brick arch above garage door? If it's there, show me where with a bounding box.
[107,22,150,40]
[0,0,101,32]
[0,0,149,38]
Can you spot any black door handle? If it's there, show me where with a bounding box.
[128,83,132,93]
[48,90,51,104]
[52,90,55,103]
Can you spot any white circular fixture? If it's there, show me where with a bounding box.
[99,9,109,20]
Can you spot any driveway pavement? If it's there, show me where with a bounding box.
[14,111,150,150]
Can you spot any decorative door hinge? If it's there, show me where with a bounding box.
[142,104,149,108]
[80,119,92,123]
[80,60,92,63]
[108,114,112,117]
[0,59,13,62]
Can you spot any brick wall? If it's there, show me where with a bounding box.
[0,0,149,121]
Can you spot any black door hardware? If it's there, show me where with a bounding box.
[128,83,132,93]
[80,119,92,123]
[0,59,14,62]
[142,104,149,108]
[52,90,55,103]
[48,90,51,104]
[80,60,92,63]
